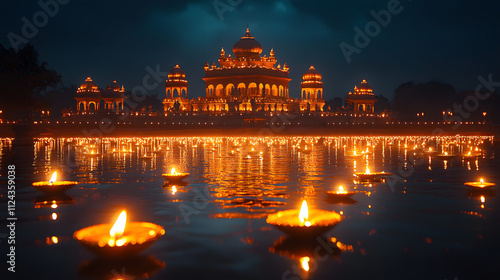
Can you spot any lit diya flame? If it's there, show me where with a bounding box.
[299,201,311,227]
[32,171,78,194]
[326,185,355,199]
[300,256,310,272]
[109,211,127,244]
[337,186,348,195]
[49,172,57,185]
[73,210,165,257]
[354,166,392,180]
[266,200,343,237]
[464,178,496,189]
[162,167,189,182]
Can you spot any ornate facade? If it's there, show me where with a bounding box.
[75,77,126,112]
[345,79,376,114]
[163,64,190,111]
[300,65,325,112]
[164,27,326,113]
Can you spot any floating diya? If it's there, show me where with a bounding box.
[436,152,456,160]
[266,200,343,237]
[140,154,154,160]
[462,151,479,161]
[354,167,393,180]
[162,167,189,182]
[326,186,355,198]
[74,210,165,258]
[32,172,78,194]
[464,178,496,189]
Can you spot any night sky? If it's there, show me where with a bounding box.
[1,0,499,101]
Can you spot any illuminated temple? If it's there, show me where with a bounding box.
[345,79,377,114]
[163,27,325,113]
[70,28,378,117]
[74,77,126,113]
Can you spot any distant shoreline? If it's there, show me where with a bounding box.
[0,123,497,139]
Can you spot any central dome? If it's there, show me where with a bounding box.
[233,27,263,59]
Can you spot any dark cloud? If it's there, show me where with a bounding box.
[1,0,499,102]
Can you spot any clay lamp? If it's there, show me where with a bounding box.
[73,210,165,258]
[32,172,78,194]
[266,200,343,237]
[162,168,189,183]
[326,186,355,198]
[464,178,495,189]
[436,152,455,160]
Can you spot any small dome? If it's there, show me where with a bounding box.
[358,79,372,90]
[77,77,99,93]
[302,65,322,81]
[232,27,263,59]
[168,64,186,80]
[354,79,374,94]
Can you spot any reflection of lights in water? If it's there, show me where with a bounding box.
[51,213,57,220]
[172,186,177,195]
[443,160,448,169]
[480,196,485,203]
[51,203,58,209]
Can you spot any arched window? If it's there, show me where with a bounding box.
[272,85,278,96]
[265,84,270,95]
[79,102,85,111]
[248,83,257,95]
[207,85,214,97]
[182,88,186,98]
[216,84,224,96]
[279,85,284,97]
[237,83,246,95]
[89,102,96,111]
[226,83,235,96]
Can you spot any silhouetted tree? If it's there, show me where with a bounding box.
[374,95,391,114]
[0,43,61,122]
[393,81,457,121]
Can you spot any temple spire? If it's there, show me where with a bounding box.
[245,25,251,37]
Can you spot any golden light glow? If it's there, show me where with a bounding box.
[51,236,58,244]
[172,186,177,195]
[49,172,57,184]
[300,256,310,272]
[480,178,484,185]
[480,196,485,203]
[337,186,348,194]
[51,213,58,220]
[299,200,310,227]
[110,211,127,239]
[365,167,370,174]
[171,168,177,175]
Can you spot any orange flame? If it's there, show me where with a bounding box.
[480,178,484,184]
[171,168,177,175]
[110,211,126,239]
[365,167,371,174]
[49,172,57,184]
[299,200,310,226]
